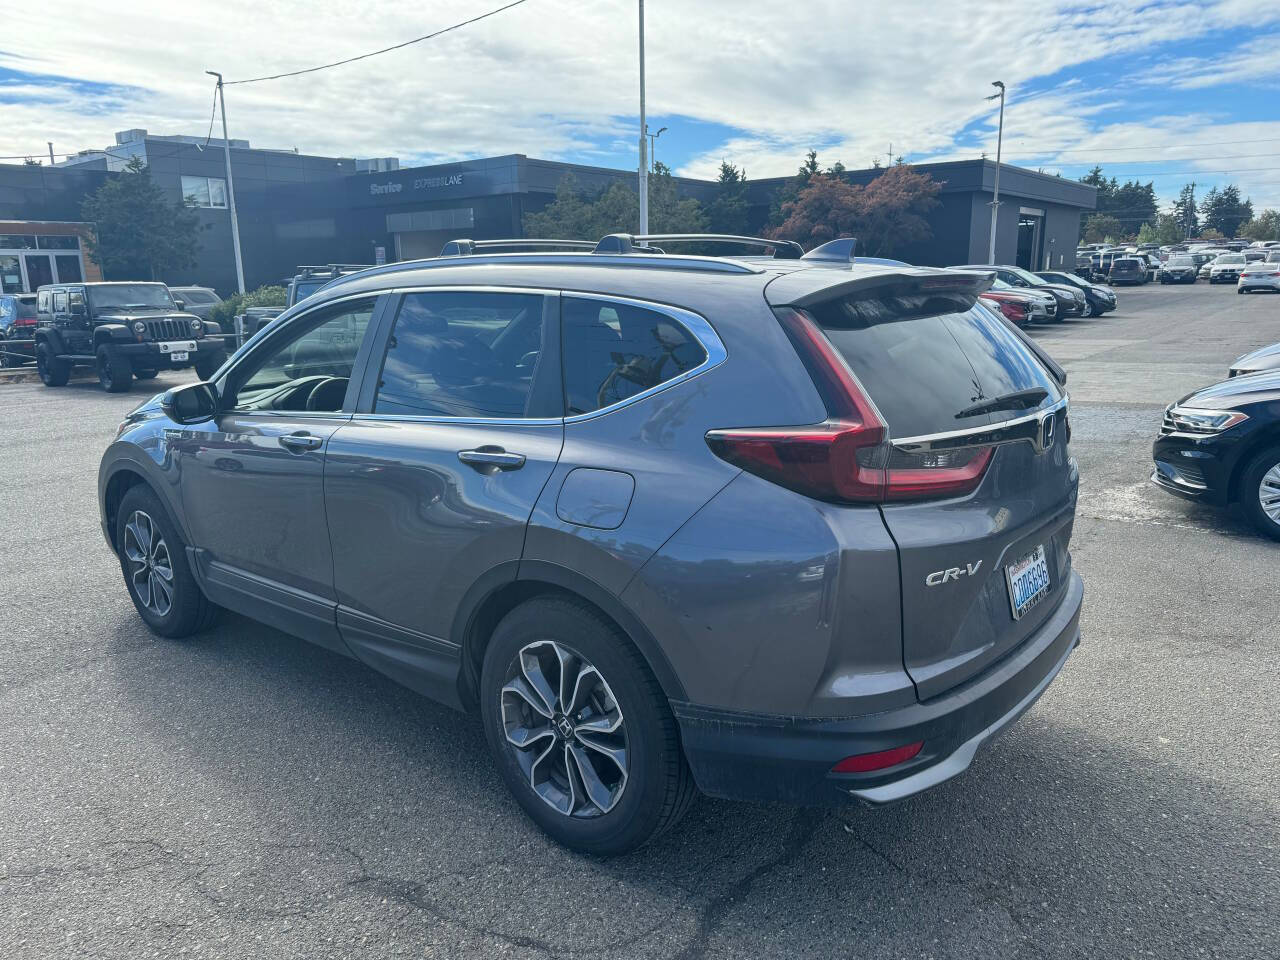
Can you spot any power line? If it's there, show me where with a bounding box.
[225,0,531,85]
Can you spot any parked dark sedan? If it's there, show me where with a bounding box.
[1230,342,1280,378]
[1152,372,1280,539]
[1036,271,1117,317]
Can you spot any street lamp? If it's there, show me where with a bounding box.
[986,80,1005,266]
[637,0,648,233]
[646,125,667,172]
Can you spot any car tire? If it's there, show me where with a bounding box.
[115,484,220,637]
[96,344,132,393]
[36,342,70,386]
[1082,301,1095,318]
[480,596,696,856]
[194,349,226,381]
[1238,447,1280,542]
[133,368,158,380]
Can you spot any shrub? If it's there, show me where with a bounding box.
[209,285,287,331]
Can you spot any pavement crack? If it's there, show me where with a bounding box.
[672,808,824,960]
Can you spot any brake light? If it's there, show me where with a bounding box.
[704,308,994,503]
[831,741,923,773]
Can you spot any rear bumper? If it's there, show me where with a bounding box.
[673,569,1084,806]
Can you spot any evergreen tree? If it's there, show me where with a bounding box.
[1200,184,1253,238]
[706,162,750,236]
[81,156,202,280]
[1172,182,1199,238]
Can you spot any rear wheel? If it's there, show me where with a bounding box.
[36,342,70,386]
[115,484,219,636]
[96,344,132,392]
[480,597,696,856]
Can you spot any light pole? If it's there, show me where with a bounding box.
[205,71,246,294]
[637,0,648,233]
[646,125,667,172]
[986,80,1005,265]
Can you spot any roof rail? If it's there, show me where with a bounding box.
[440,238,598,257]
[594,233,803,259]
[296,263,373,278]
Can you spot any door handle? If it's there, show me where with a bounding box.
[279,432,323,453]
[458,446,526,471]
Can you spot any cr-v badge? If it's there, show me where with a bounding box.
[925,561,983,586]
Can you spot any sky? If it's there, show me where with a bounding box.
[3,0,1280,217]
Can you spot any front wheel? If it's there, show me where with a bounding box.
[115,484,220,636]
[1081,300,1095,318]
[480,597,696,856]
[133,368,158,380]
[36,342,70,386]
[96,344,132,392]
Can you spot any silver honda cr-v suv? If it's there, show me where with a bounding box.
[98,234,1083,855]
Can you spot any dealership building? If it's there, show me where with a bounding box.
[0,129,1094,295]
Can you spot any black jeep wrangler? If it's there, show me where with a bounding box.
[34,282,227,392]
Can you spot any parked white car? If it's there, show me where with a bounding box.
[1239,262,1280,294]
[1209,254,1248,284]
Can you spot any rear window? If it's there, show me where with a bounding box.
[806,293,1061,438]
[16,297,37,320]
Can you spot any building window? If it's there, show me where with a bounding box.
[36,235,80,250]
[0,235,37,250]
[181,175,228,209]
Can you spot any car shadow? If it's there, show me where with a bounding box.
[97,612,1276,958]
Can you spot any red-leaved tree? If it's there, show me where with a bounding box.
[770,165,942,258]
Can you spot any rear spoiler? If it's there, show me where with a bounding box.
[764,266,994,309]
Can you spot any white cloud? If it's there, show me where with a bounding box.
[1,0,1278,211]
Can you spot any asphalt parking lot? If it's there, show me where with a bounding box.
[1,281,1278,959]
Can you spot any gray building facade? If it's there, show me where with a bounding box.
[0,131,1094,295]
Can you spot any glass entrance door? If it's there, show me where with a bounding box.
[1016,215,1043,270]
[23,254,53,291]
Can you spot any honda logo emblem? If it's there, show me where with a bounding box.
[1038,412,1056,453]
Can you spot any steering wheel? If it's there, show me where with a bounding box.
[305,376,349,411]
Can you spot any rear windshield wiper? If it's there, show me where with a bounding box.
[955,387,1048,419]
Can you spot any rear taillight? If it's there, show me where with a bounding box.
[705,308,994,504]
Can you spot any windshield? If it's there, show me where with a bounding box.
[87,284,175,310]
[1217,255,1244,264]
[1168,257,1194,266]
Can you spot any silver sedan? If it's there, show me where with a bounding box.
[1238,263,1280,294]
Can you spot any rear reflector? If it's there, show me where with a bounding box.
[704,308,994,504]
[831,741,924,774]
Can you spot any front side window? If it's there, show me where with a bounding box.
[562,297,707,416]
[228,298,375,413]
[372,291,546,418]
[53,291,67,312]
[38,290,50,312]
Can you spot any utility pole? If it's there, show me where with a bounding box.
[888,143,893,168]
[646,125,667,173]
[637,0,648,234]
[205,71,246,294]
[986,80,1006,265]
[47,142,55,165]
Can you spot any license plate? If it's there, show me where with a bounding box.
[1005,545,1051,620]
[157,340,197,353]
[169,351,189,361]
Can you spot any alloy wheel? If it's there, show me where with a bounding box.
[122,510,174,617]
[1259,464,1280,525]
[500,639,628,818]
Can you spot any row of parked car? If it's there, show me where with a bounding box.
[956,262,1117,328]
[1076,240,1280,290]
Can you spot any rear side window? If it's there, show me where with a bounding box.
[562,297,706,416]
[805,293,1061,438]
[373,291,546,418]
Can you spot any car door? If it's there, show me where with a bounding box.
[323,288,564,704]
[170,293,384,653]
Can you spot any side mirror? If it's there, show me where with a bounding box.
[162,381,219,425]
[173,299,186,311]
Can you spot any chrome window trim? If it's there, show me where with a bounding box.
[344,286,728,427]
[892,395,1069,455]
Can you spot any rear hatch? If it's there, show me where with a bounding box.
[762,269,1077,700]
